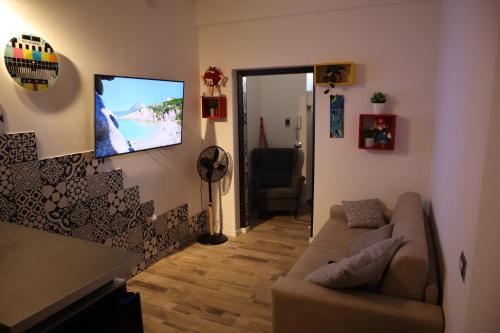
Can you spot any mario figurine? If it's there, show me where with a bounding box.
[374,117,392,148]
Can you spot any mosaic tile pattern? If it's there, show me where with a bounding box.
[72,223,93,242]
[126,203,147,230]
[64,202,91,228]
[0,132,207,277]
[11,161,41,192]
[0,132,38,165]
[124,186,140,210]
[0,194,17,223]
[189,210,209,238]
[85,156,105,176]
[106,169,123,193]
[0,165,13,195]
[0,135,9,165]
[14,187,44,226]
[40,158,66,185]
[107,189,126,216]
[86,173,107,199]
[127,224,144,250]
[64,153,91,180]
[42,182,69,211]
[45,206,70,235]
[110,211,128,234]
[67,177,88,205]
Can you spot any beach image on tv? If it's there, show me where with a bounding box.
[94,75,184,158]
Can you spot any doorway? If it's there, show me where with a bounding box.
[237,67,315,237]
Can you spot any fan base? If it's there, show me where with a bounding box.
[197,233,228,245]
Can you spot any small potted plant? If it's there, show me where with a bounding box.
[371,92,387,114]
[363,128,376,148]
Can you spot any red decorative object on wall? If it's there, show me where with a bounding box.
[202,66,226,96]
[358,114,396,150]
[201,96,227,119]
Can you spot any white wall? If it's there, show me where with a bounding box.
[196,0,440,236]
[465,52,500,332]
[430,1,500,332]
[247,74,308,151]
[247,74,307,150]
[0,0,202,216]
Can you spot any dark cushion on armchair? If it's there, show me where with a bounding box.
[252,148,296,187]
[255,187,301,200]
[251,148,304,213]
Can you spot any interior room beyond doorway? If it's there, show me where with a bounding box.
[245,72,314,228]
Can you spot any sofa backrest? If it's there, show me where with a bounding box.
[379,192,429,302]
[251,148,298,188]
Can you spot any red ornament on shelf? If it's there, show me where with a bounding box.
[202,66,226,96]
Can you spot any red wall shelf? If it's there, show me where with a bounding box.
[358,114,397,150]
[201,96,227,119]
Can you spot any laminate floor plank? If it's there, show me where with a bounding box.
[128,215,310,333]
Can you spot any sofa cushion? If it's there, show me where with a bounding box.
[331,204,392,222]
[305,237,404,288]
[311,218,369,253]
[348,224,394,256]
[379,192,429,301]
[343,199,386,228]
[287,246,346,280]
[255,187,300,200]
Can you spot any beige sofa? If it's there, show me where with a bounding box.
[272,193,444,333]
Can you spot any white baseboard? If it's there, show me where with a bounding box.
[230,226,251,237]
[225,229,238,237]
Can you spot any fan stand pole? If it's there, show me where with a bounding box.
[198,180,228,245]
[208,181,214,236]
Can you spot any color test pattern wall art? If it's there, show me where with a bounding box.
[4,34,59,91]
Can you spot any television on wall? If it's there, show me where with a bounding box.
[94,74,184,159]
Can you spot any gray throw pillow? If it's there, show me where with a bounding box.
[343,199,385,228]
[349,223,394,256]
[305,236,404,289]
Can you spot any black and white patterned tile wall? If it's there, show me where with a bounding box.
[0,132,206,275]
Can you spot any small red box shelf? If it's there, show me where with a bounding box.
[202,96,227,119]
[358,114,396,150]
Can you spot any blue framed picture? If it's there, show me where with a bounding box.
[330,95,344,138]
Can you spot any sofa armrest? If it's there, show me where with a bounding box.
[272,277,443,333]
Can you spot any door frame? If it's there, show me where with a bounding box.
[236,66,315,237]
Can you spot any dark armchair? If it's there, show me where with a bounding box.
[250,148,305,217]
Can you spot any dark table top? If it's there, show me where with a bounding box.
[0,223,141,333]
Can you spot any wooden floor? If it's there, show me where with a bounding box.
[127,215,310,333]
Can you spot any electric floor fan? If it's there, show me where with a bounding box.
[197,146,229,245]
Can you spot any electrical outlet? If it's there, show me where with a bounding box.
[459,251,467,282]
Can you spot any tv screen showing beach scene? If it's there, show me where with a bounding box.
[94,74,184,159]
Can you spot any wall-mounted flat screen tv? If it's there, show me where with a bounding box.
[94,74,184,159]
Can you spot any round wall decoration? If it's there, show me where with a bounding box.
[4,34,59,91]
